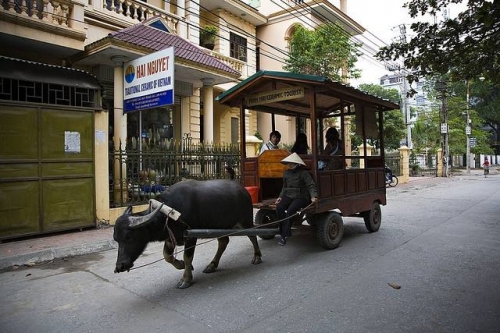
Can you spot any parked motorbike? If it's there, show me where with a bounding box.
[385,166,398,187]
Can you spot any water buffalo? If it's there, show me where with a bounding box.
[113,179,263,289]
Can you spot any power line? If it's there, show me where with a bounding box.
[274,0,389,72]
[18,0,392,81]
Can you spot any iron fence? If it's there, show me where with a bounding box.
[109,135,240,207]
[385,152,401,176]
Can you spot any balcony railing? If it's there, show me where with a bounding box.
[102,0,179,30]
[203,48,246,76]
[1,0,77,28]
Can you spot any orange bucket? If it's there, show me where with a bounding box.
[245,186,260,204]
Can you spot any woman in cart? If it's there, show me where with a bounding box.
[275,153,318,246]
[319,127,343,170]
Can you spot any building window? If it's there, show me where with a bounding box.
[416,95,426,106]
[230,32,247,62]
[126,107,176,149]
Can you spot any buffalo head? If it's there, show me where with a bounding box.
[113,203,163,273]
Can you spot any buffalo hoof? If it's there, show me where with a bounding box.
[177,279,193,289]
[114,264,132,273]
[203,263,217,273]
[252,256,262,265]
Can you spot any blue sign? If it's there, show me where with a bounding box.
[123,47,175,113]
[124,90,173,113]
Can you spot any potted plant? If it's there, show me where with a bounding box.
[200,25,218,50]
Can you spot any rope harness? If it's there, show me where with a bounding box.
[130,202,314,270]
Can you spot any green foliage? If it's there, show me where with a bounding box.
[376,0,500,86]
[412,78,495,155]
[358,84,400,104]
[284,23,362,81]
[200,25,218,44]
[412,108,441,154]
[357,84,406,150]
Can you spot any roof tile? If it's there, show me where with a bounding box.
[109,23,239,76]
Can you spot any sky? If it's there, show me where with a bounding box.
[344,0,466,87]
[346,0,417,87]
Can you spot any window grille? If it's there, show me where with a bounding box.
[0,78,98,107]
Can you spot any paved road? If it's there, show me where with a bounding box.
[1,175,499,332]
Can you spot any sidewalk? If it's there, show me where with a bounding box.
[0,226,116,270]
[1,168,496,271]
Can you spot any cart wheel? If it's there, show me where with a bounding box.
[363,202,382,232]
[254,209,278,240]
[316,212,344,250]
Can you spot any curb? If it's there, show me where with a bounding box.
[0,240,117,271]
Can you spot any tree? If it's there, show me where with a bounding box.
[444,80,495,155]
[412,77,494,157]
[412,108,441,154]
[376,1,500,87]
[470,80,500,154]
[357,84,406,150]
[284,23,362,81]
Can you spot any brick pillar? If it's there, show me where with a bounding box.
[437,148,443,177]
[398,146,410,184]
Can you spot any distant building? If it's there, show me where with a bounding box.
[379,74,431,111]
[379,72,432,148]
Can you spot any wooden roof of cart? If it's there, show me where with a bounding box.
[216,71,400,117]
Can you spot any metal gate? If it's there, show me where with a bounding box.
[0,104,96,239]
[0,58,101,239]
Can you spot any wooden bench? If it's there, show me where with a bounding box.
[258,149,290,178]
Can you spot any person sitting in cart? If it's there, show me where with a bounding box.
[318,127,344,170]
[290,132,309,155]
[259,130,282,154]
[275,153,318,246]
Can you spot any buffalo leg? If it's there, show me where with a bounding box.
[177,237,197,289]
[163,239,188,270]
[248,235,262,265]
[203,236,230,273]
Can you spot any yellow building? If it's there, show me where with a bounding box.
[0,0,368,239]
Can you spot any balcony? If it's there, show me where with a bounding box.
[203,48,246,78]
[0,0,86,42]
[1,0,246,77]
[92,0,179,32]
[0,0,181,57]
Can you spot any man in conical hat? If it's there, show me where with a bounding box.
[275,153,318,246]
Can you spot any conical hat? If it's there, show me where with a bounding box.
[281,153,306,166]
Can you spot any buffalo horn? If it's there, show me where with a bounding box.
[127,203,163,229]
[124,205,133,215]
[149,199,181,221]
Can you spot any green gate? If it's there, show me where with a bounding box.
[0,104,95,239]
[0,57,101,240]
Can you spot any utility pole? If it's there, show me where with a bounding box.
[436,80,449,177]
[384,63,412,148]
[466,80,471,174]
[388,24,413,149]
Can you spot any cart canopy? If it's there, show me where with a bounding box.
[216,71,399,117]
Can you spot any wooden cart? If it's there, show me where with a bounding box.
[216,71,400,249]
